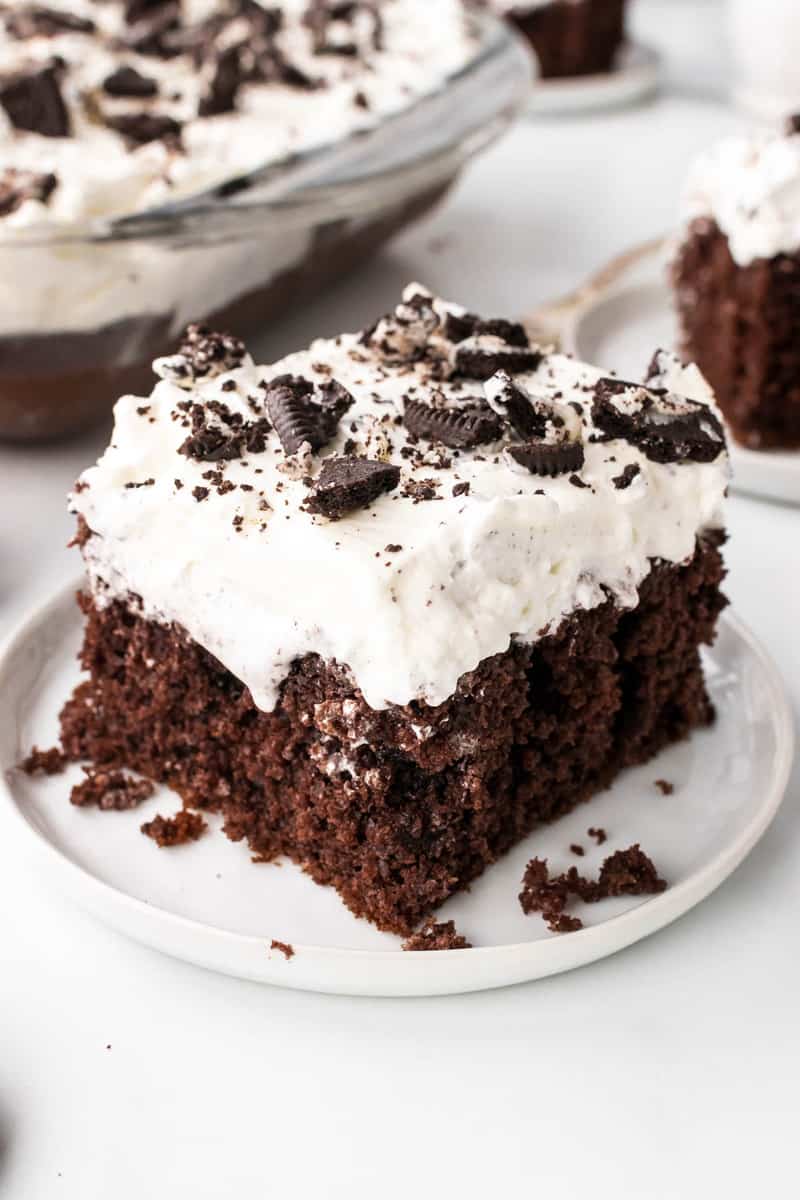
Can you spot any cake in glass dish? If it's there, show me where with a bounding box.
[672,118,800,450]
[0,0,529,441]
[56,285,729,935]
[492,0,627,79]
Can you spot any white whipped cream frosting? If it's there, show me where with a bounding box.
[71,286,729,713]
[682,128,800,266]
[0,0,476,230]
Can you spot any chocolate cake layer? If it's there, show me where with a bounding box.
[59,536,726,934]
[509,0,626,79]
[673,218,800,450]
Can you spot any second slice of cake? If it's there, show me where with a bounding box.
[62,286,729,934]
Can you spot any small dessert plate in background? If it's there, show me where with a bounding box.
[534,240,800,506]
[527,43,661,117]
[0,581,792,997]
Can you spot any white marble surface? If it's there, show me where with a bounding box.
[1,2,799,1196]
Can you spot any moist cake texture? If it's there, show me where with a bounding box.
[673,122,800,449]
[62,285,729,933]
[491,0,626,79]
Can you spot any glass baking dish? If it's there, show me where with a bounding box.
[0,12,533,442]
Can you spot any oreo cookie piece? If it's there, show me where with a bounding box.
[198,44,245,116]
[102,66,159,98]
[365,288,440,364]
[0,167,57,217]
[125,0,172,23]
[0,62,70,138]
[453,342,543,382]
[5,6,95,38]
[179,401,271,463]
[155,324,246,388]
[442,310,529,348]
[403,398,502,449]
[483,372,548,439]
[786,114,800,135]
[306,456,400,519]
[507,441,585,477]
[104,110,182,146]
[612,463,641,490]
[304,1,383,55]
[265,375,353,455]
[121,1,182,57]
[592,377,725,465]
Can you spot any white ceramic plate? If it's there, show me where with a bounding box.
[0,581,792,997]
[548,241,800,506]
[527,43,660,117]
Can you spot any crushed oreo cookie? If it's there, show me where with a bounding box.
[155,324,246,388]
[102,65,159,98]
[612,462,641,490]
[403,397,501,449]
[592,377,725,465]
[483,371,548,438]
[104,109,182,145]
[0,62,70,138]
[0,167,57,216]
[5,6,96,39]
[442,310,529,347]
[453,341,542,382]
[507,441,585,477]
[304,0,383,56]
[121,1,182,57]
[786,113,800,135]
[306,455,400,519]
[179,400,271,464]
[198,43,244,116]
[365,289,441,364]
[265,374,353,455]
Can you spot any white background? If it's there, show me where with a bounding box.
[2,1,799,1196]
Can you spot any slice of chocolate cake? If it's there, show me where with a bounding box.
[493,0,627,79]
[672,120,800,450]
[59,287,729,935]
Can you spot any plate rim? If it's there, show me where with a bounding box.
[526,41,661,115]
[0,577,794,992]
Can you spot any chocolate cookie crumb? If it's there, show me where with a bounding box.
[141,810,207,846]
[401,919,472,951]
[588,827,607,845]
[270,939,295,959]
[507,441,584,477]
[306,456,400,519]
[0,62,71,138]
[20,745,67,775]
[654,779,674,795]
[102,65,158,98]
[71,767,154,811]
[612,463,641,490]
[570,843,585,856]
